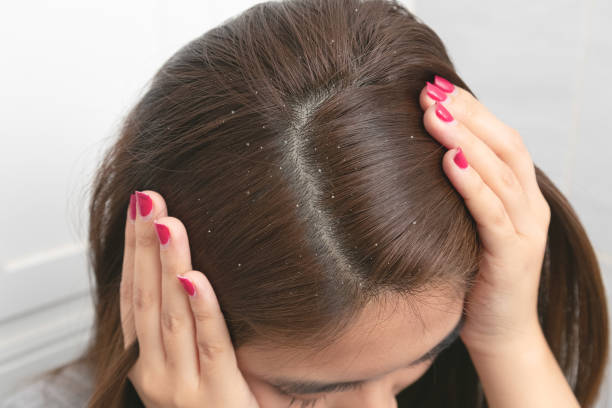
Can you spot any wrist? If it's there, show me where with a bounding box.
[462,317,545,360]
[463,318,580,408]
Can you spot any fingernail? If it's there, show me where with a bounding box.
[135,191,153,218]
[154,221,170,246]
[435,102,454,123]
[434,75,455,93]
[426,82,447,102]
[129,193,137,221]
[454,146,468,169]
[177,275,196,297]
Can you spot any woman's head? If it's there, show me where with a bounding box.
[83,0,608,406]
[236,285,465,406]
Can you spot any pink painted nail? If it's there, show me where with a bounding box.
[177,275,196,296]
[454,147,468,169]
[135,191,153,217]
[129,193,137,220]
[434,75,455,93]
[154,221,170,246]
[435,102,454,122]
[426,82,447,102]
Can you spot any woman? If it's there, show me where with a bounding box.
[3,0,608,406]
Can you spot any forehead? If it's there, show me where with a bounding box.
[236,286,465,381]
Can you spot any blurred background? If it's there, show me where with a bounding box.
[1,0,610,405]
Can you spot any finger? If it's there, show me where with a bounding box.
[419,79,542,206]
[133,190,168,365]
[177,270,239,384]
[442,146,516,255]
[120,193,138,349]
[155,217,199,379]
[423,102,537,236]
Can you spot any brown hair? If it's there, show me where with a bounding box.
[51,0,610,406]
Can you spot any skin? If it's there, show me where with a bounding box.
[119,80,580,407]
[236,288,464,407]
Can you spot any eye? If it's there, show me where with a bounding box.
[282,382,366,407]
[287,396,321,408]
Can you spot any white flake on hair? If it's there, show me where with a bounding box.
[283,88,357,280]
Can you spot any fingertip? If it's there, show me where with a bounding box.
[419,85,436,111]
[453,146,469,170]
[134,189,169,220]
[442,147,470,181]
[179,271,216,304]
[177,274,196,297]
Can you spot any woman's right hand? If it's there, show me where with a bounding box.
[119,190,260,408]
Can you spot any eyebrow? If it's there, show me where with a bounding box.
[267,313,465,395]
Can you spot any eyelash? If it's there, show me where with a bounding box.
[284,382,365,408]
[281,351,444,408]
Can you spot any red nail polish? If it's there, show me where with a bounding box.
[426,82,447,102]
[434,75,455,93]
[454,147,468,169]
[129,193,137,220]
[435,102,454,122]
[177,275,196,296]
[135,191,153,217]
[154,222,170,245]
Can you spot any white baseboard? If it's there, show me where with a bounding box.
[0,245,95,398]
[0,292,94,398]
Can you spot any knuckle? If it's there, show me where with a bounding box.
[170,393,186,408]
[524,156,536,176]
[169,384,197,408]
[192,308,214,325]
[136,232,159,248]
[135,371,162,402]
[161,311,187,334]
[508,128,527,152]
[491,201,509,229]
[120,280,132,306]
[197,341,226,362]
[134,286,156,310]
[499,166,518,190]
[463,100,477,121]
[125,233,136,250]
[470,176,487,199]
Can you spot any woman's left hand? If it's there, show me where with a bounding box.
[419,77,552,357]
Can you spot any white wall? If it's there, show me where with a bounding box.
[1,0,610,406]
[415,1,612,406]
[0,0,271,397]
